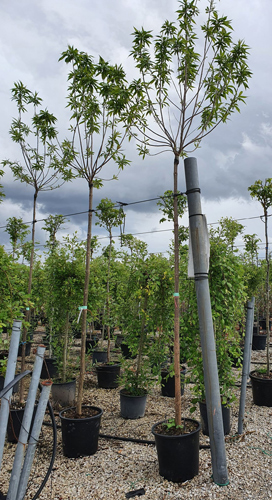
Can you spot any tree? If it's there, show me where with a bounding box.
[248,179,272,375]
[126,0,251,426]
[5,217,30,260]
[211,216,244,251]
[95,198,124,360]
[2,81,72,400]
[60,46,131,415]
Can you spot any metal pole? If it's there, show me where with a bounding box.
[238,298,255,434]
[16,381,52,500]
[184,157,229,486]
[0,320,22,468]
[7,345,45,500]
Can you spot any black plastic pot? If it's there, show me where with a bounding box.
[59,405,103,458]
[40,358,58,379]
[199,401,231,436]
[161,367,186,398]
[51,379,76,407]
[86,337,98,352]
[7,405,37,443]
[18,341,31,357]
[120,389,147,419]
[252,334,267,351]
[92,350,108,365]
[152,418,200,483]
[96,364,120,389]
[120,343,136,359]
[259,319,271,331]
[249,370,272,407]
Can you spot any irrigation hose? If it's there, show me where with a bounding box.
[31,390,57,500]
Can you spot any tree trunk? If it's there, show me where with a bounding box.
[76,182,93,415]
[106,234,112,362]
[62,312,70,383]
[19,189,37,402]
[265,209,270,375]
[173,155,181,426]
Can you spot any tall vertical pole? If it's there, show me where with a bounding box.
[184,157,229,486]
[238,298,255,434]
[0,320,22,468]
[7,345,45,500]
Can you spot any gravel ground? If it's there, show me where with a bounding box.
[0,335,272,500]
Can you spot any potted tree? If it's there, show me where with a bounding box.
[248,179,272,406]
[126,0,251,483]
[58,46,131,458]
[93,198,124,388]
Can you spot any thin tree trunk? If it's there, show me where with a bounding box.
[265,209,270,375]
[20,190,37,402]
[62,312,70,383]
[136,291,148,387]
[76,182,93,415]
[107,234,112,362]
[173,155,181,426]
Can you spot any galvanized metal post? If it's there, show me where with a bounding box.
[6,345,45,500]
[16,381,52,500]
[184,157,229,486]
[238,298,255,434]
[0,320,22,468]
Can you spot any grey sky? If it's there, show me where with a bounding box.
[0,0,271,257]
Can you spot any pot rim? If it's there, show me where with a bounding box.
[152,417,201,438]
[249,369,272,381]
[59,405,103,421]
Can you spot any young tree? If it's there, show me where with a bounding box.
[248,179,272,375]
[126,0,251,426]
[95,198,124,360]
[60,47,131,415]
[211,216,244,252]
[2,81,72,400]
[5,217,30,260]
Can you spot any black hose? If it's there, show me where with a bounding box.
[31,392,57,500]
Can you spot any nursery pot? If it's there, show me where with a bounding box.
[199,401,231,436]
[59,405,103,458]
[152,418,200,483]
[120,389,147,419]
[92,350,108,365]
[86,337,98,352]
[51,379,76,407]
[252,334,267,351]
[120,343,136,359]
[249,370,272,407]
[96,364,120,389]
[18,341,31,357]
[40,357,58,379]
[259,319,271,331]
[7,405,38,443]
[161,367,186,398]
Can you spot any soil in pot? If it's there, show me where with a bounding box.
[96,364,120,389]
[152,418,200,483]
[199,401,231,436]
[51,379,76,407]
[161,367,186,398]
[249,370,272,407]
[252,334,267,351]
[120,389,147,419]
[59,405,103,458]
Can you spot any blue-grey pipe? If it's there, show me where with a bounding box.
[184,157,229,486]
[16,381,52,500]
[238,298,255,434]
[0,320,22,469]
[6,345,45,500]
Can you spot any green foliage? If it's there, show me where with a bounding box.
[126,0,251,157]
[210,216,244,251]
[5,217,30,260]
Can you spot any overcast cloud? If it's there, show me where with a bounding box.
[0,0,272,257]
